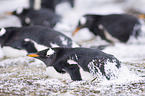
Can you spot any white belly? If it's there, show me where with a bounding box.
[2,46,28,57]
[45,67,71,80]
[45,66,93,81]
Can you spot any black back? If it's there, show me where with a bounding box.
[0,26,77,53]
[13,8,60,28]
[80,14,141,42]
[33,48,121,80]
[30,0,75,11]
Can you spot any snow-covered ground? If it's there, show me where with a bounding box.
[0,0,145,95]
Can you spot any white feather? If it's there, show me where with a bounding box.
[34,0,41,10]
[25,17,31,24]
[98,24,120,43]
[24,38,48,51]
[46,48,55,56]
[16,7,23,14]
[50,43,60,48]
[80,16,87,25]
[67,59,78,64]
[0,28,6,36]
[59,36,68,45]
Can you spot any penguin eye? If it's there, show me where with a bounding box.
[46,55,50,57]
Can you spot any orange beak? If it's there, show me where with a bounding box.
[27,53,39,57]
[5,11,13,15]
[138,14,145,19]
[72,27,81,36]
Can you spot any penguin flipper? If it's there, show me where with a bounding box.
[63,64,82,81]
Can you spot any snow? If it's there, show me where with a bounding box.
[0,0,145,95]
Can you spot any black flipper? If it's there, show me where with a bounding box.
[22,39,37,53]
[63,64,82,81]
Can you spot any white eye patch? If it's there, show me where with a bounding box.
[0,28,6,36]
[98,24,104,30]
[47,48,55,56]
[80,16,87,25]
[25,17,31,24]
[16,7,23,14]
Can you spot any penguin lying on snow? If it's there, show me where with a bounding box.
[30,0,75,11]
[73,14,141,44]
[0,26,79,57]
[28,47,121,81]
[6,8,60,28]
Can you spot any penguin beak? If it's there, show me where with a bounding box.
[27,53,39,57]
[138,14,145,19]
[5,12,13,15]
[72,27,81,36]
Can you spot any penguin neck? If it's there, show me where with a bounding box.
[45,48,60,66]
[89,15,104,36]
[86,15,103,33]
[42,53,57,67]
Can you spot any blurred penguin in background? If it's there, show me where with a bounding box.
[29,0,75,11]
[6,8,61,28]
[73,14,141,44]
[0,26,79,57]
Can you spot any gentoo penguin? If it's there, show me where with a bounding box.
[73,14,141,44]
[28,47,121,81]
[125,8,145,20]
[6,8,60,28]
[0,26,79,57]
[29,0,75,11]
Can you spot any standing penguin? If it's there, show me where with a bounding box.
[6,8,60,28]
[73,14,141,44]
[0,26,79,57]
[27,47,121,81]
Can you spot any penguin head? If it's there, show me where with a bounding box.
[5,8,29,16]
[0,28,7,45]
[5,7,23,16]
[27,48,56,66]
[72,14,97,36]
[72,14,103,36]
[72,16,87,36]
[0,27,20,47]
[0,27,19,37]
